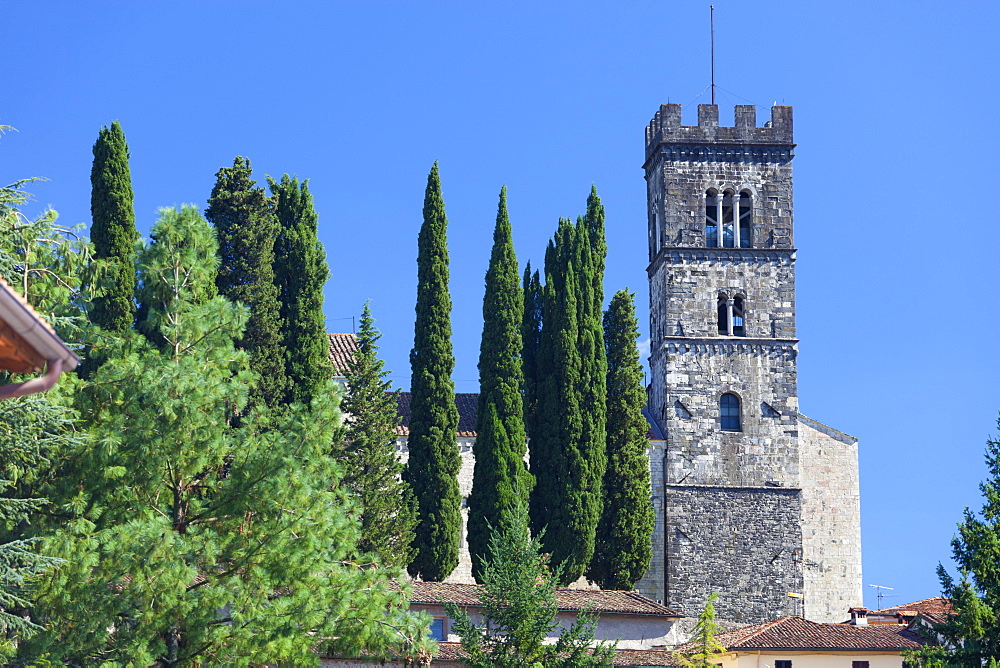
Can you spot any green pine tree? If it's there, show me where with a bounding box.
[907,417,1000,665]
[677,593,727,668]
[468,187,532,583]
[339,302,417,569]
[268,174,333,406]
[205,157,288,412]
[22,207,424,665]
[0,167,87,658]
[446,500,616,667]
[88,121,138,335]
[403,162,461,582]
[588,290,654,590]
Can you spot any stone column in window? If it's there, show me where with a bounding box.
[716,196,723,248]
[733,195,741,249]
[726,299,735,336]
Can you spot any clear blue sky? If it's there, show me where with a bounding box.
[5,1,999,613]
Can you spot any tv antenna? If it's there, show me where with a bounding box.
[710,5,716,105]
[868,584,900,610]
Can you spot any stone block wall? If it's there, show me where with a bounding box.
[798,415,863,622]
[664,485,804,623]
[648,250,796,342]
[648,339,800,488]
[644,105,794,263]
[397,436,477,585]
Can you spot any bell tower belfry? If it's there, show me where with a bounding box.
[638,103,863,624]
[641,103,805,623]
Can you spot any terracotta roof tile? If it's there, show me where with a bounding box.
[409,643,684,666]
[873,597,952,616]
[400,580,681,617]
[701,615,923,651]
[327,333,358,377]
[394,392,479,437]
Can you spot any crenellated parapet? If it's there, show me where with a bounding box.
[644,104,793,163]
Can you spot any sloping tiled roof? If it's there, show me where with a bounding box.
[402,580,681,617]
[702,615,923,651]
[327,333,358,377]
[405,643,683,667]
[873,597,952,616]
[394,392,479,437]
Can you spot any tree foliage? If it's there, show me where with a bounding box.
[269,174,333,406]
[446,502,616,668]
[528,189,608,585]
[908,418,1000,666]
[468,187,532,583]
[88,121,138,335]
[205,156,288,412]
[403,163,461,582]
[588,290,654,590]
[339,302,417,569]
[677,593,727,668]
[22,207,424,665]
[0,159,86,658]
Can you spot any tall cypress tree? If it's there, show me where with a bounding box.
[403,162,461,581]
[205,157,288,412]
[529,219,590,584]
[528,189,609,585]
[339,302,417,569]
[89,121,138,334]
[521,264,542,439]
[588,289,654,590]
[268,174,332,406]
[467,187,532,582]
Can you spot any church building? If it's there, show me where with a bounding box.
[637,103,861,623]
[331,101,863,626]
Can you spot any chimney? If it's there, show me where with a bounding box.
[848,606,869,626]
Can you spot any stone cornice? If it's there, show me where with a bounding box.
[665,483,802,492]
[647,247,795,275]
[643,142,795,169]
[655,337,798,359]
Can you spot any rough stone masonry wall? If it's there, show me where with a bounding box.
[397,436,477,585]
[664,486,804,624]
[648,338,800,488]
[798,415,863,622]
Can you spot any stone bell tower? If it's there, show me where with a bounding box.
[638,103,862,624]
[641,103,804,624]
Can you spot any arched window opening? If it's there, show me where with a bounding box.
[738,191,752,248]
[721,393,741,431]
[717,294,729,335]
[721,191,735,248]
[705,191,719,247]
[733,296,745,337]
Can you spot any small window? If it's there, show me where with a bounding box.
[852,663,870,668]
[429,616,447,641]
[717,295,729,335]
[720,393,741,431]
[732,296,745,337]
[706,191,719,247]
[738,191,752,248]
[775,661,792,668]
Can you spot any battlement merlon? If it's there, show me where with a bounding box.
[644,104,793,158]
